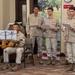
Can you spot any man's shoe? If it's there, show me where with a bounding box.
[61,57,69,65]
[66,64,73,71]
[73,64,75,72]
[39,60,43,64]
[52,57,56,65]
[38,56,43,65]
[11,64,21,71]
[64,60,69,65]
[47,57,52,65]
[0,63,10,70]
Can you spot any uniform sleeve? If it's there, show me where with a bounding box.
[54,19,60,31]
[41,17,44,25]
[26,16,30,35]
[69,23,75,32]
[64,27,69,41]
[40,17,45,30]
[19,35,25,46]
[73,27,75,31]
[72,25,75,32]
[20,26,25,35]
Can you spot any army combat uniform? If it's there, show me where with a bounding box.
[64,17,75,71]
[4,31,25,64]
[26,13,44,61]
[65,17,75,63]
[44,17,60,65]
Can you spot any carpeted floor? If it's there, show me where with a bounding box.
[0,55,75,75]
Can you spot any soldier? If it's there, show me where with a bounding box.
[64,6,75,71]
[43,7,60,65]
[26,6,44,64]
[1,23,25,71]
[61,8,70,65]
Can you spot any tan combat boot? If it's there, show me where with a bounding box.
[0,63,10,70]
[39,56,43,65]
[73,64,75,72]
[52,57,56,65]
[63,60,69,65]
[47,57,52,65]
[11,64,21,71]
[60,56,69,65]
[66,63,73,71]
[39,60,43,64]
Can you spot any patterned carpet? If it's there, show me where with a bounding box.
[0,55,75,75]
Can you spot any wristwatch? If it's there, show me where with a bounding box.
[64,0,72,3]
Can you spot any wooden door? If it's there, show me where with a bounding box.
[15,0,26,22]
[16,0,38,54]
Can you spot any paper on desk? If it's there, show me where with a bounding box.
[62,23,70,27]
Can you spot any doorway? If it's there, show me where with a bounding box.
[15,0,38,21]
[15,0,26,22]
[15,0,38,54]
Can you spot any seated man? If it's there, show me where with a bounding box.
[0,25,13,62]
[2,23,25,71]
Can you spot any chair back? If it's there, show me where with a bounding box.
[25,38,32,49]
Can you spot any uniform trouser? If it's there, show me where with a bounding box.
[66,42,75,63]
[31,36,42,56]
[4,47,24,64]
[46,37,57,58]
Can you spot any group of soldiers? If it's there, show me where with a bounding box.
[26,6,60,65]
[0,5,75,72]
[26,5,75,72]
